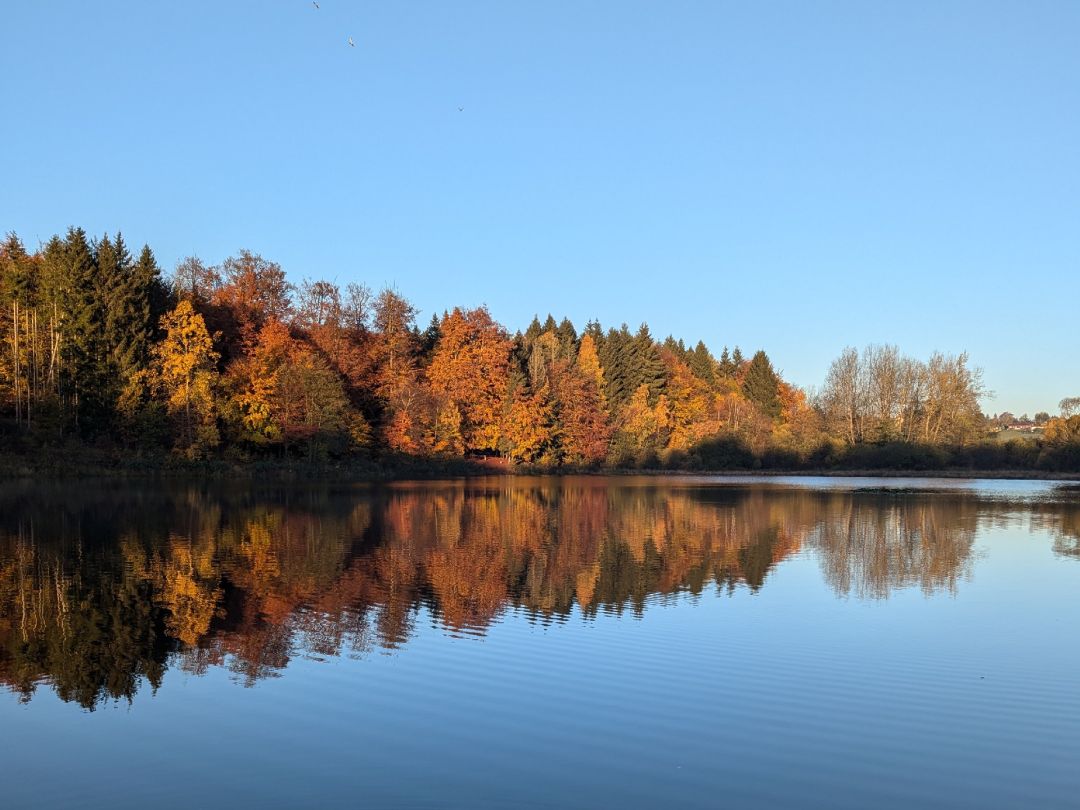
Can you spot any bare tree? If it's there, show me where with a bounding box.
[1060,396,1080,418]
[819,346,986,445]
[821,347,863,443]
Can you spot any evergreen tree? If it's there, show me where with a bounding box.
[600,325,634,410]
[135,245,172,341]
[101,233,141,385]
[583,319,605,364]
[689,341,716,385]
[523,315,543,348]
[556,317,578,359]
[742,350,780,419]
[64,227,109,430]
[0,233,34,303]
[719,346,733,377]
[418,313,441,364]
[629,323,666,403]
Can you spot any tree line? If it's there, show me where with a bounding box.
[2,226,1077,471]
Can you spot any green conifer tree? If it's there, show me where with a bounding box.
[600,324,633,409]
[64,228,109,430]
[719,346,733,377]
[556,317,578,359]
[742,350,781,419]
[689,340,716,385]
[629,323,666,403]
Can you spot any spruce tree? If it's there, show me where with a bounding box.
[690,341,716,385]
[64,227,109,430]
[102,232,141,385]
[600,324,633,409]
[719,346,733,377]
[584,320,605,358]
[524,315,543,348]
[418,313,441,363]
[0,233,34,303]
[629,323,666,403]
[134,244,171,342]
[742,350,781,419]
[556,317,578,359]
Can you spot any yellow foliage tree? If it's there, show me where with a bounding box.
[576,333,606,393]
[152,300,221,457]
[427,307,511,452]
[503,386,554,463]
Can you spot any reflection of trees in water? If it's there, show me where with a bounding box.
[1028,502,1080,561]
[1,481,1070,707]
[807,494,980,599]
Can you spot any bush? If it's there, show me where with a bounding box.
[690,436,757,470]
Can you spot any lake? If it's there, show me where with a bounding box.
[1,476,1078,809]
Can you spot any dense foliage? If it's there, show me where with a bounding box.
[1,228,1077,471]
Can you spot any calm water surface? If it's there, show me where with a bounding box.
[1,476,1078,809]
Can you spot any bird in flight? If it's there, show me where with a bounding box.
[348,36,355,47]
[312,1,319,8]
[458,107,464,112]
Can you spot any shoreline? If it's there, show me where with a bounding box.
[2,452,1078,483]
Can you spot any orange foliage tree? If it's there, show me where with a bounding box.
[427,307,511,453]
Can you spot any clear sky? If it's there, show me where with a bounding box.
[2,1,1077,415]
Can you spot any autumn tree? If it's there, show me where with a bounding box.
[371,288,424,451]
[502,384,555,463]
[227,319,366,456]
[212,250,293,355]
[427,307,511,453]
[553,366,610,464]
[152,300,221,456]
[662,352,714,450]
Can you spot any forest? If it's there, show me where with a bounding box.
[2,227,1079,473]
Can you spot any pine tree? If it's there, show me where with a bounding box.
[523,315,543,347]
[135,245,171,342]
[689,341,716,385]
[1,233,34,302]
[742,350,780,419]
[65,228,109,430]
[719,346,733,377]
[102,233,142,387]
[584,319,604,345]
[600,325,633,410]
[1,234,37,425]
[418,313,441,364]
[556,317,578,359]
[629,323,666,403]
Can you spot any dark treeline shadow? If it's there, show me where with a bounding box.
[1,480,1076,708]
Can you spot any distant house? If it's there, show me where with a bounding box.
[1007,423,1043,433]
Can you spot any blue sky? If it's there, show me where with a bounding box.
[2,1,1077,415]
